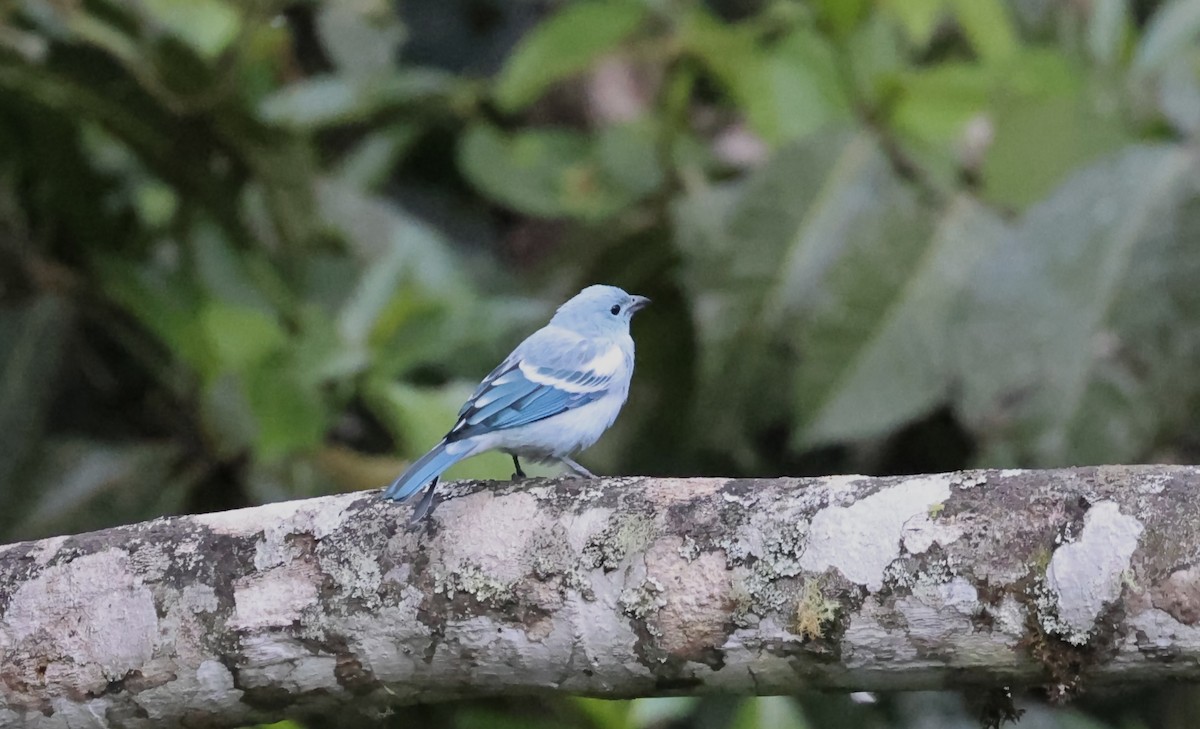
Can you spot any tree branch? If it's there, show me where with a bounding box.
[2,467,1199,727]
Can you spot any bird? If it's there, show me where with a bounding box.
[381,284,650,522]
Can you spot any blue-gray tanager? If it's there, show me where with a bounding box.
[382,284,650,522]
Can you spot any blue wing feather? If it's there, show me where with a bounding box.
[464,376,536,424]
[448,353,616,442]
[444,327,620,442]
[448,368,608,440]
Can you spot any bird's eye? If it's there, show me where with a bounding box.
[610,304,621,315]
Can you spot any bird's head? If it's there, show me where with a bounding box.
[550,285,651,336]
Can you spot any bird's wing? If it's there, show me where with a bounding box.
[447,328,621,441]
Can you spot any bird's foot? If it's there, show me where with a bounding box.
[558,456,596,478]
[510,455,527,480]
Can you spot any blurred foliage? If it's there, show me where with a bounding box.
[4,0,1200,727]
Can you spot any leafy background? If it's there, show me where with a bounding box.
[3,0,1200,726]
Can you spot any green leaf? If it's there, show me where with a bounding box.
[259,76,370,128]
[798,197,1007,446]
[682,17,850,147]
[948,0,1018,63]
[246,721,306,729]
[200,301,287,372]
[190,222,278,312]
[96,257,216,378]
[890,49,1081,186]
[335,126,423,188]
[494,1,647,112]
[672,179,761,466]
[232,134,323,256]
[454,709,569,729]
[983,91,1130,210]
[364,379,469,459]
[956,144,1200,465]
[315,0,405,78]
[674,131,945,462]
[317,178,464,275]
[996,47,1081,97]
[730,697,809,729]
[844,11,905,101]
[65,13,141,73]
[765,28,851,143]
[319,179,471,368]
[133,179,178,228]
[679,10,776,141]
[244,357,329,459]
[289,305,369,386]
[139,0,240,60]
[574,698,633,729]
[893,62,993,144]
[627,697,698,728]
[812,0,870,39]
[882,0,947,48]
[316,179,523,379]
[458,123,646,219]
[595,120,664,199]
[1088,0,1130,67]
[260,71,457,130]
[1132,0,1200,77]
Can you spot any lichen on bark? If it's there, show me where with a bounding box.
[2,466,1199,728]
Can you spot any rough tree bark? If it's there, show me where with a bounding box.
[2,466,1200,728]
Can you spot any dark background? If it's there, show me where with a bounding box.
[3,0,1200,726]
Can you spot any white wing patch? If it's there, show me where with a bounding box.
[517,343,622,393]
[519,361,594,392]
[579,345,626,377]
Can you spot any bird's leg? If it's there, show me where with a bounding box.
[407,477,439,525]
[511,455,527,480]
[558,456,596,478]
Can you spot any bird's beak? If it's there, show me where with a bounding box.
[628,295,651,313]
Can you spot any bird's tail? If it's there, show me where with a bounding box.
[382,441,461,502]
